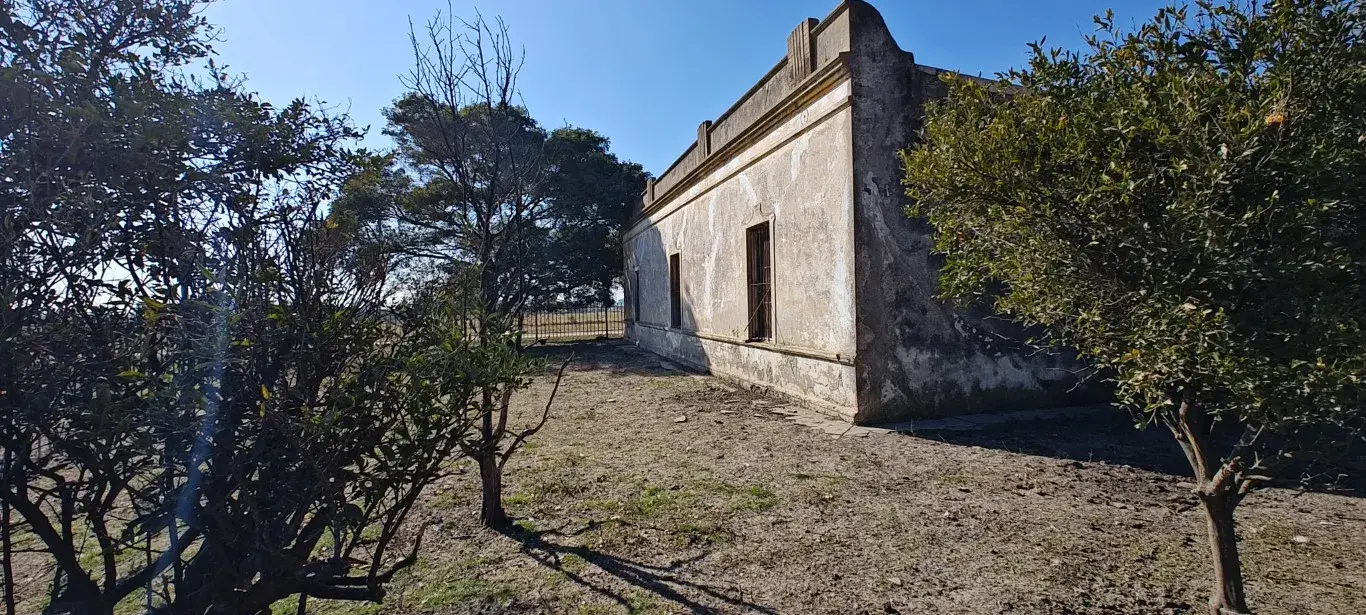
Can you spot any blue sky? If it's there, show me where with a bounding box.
[202,0,1173,175]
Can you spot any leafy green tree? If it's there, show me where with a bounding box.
[1,2,231,608]
[367,99,646,311]
[535,127,649,308]
[382,9,548,530]
[902,2,1365,613]
[0,2,517,613]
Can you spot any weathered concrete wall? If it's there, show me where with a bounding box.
[627,0,1101,424]
[624,76,859,417]
[630,324,856,419]
[844,1,1100,423]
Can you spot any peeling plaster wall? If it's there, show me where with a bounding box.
[626,0,1103,424]
[845,1,1101,423]
[624,80,858,414]
[630,325,857,421]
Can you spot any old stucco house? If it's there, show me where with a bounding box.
[623,0,1095,424]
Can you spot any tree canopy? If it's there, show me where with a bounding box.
[344,96,645,310]
[0,2,530,613]
[902,1,1365,613]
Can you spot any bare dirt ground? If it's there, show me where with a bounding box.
[12,341,1362,615]
[288,341,1364,615]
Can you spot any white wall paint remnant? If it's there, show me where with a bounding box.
[626,79,857,411]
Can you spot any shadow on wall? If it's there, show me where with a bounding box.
[626,224,716,378]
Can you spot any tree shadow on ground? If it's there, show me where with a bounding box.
[548,340,1366,499]
[529,339,696,381]
[920,410,1366,497]
[923,410,1193,476]
[496,521,776,614]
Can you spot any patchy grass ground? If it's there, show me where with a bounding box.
[11,341,1364,614]
[294,341,1366,615]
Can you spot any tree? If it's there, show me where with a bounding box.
[1,2,230,609]
[901,2,1365,613]
[344,6,633,528]
[534,127,649,308]
[0,2,510,613]
[384,8,547,530]
[372,76,646,308]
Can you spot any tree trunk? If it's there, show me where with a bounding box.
[1168,388,1253,615]
[477,452,508,529]
[2,444,15,615]
[1201,492,1251,615]
[2,494,14,615]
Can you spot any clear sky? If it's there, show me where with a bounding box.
[202,0,1173,175]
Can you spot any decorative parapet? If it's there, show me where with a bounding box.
[634,1,861,218]
[787,18,818,81]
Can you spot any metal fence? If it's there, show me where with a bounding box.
[521,306,624,340]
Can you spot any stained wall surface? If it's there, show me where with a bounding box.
[843,2,1101,423]
[627,0,1103,424]
[624,76,859,418]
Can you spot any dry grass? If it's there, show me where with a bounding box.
[14,341,1365,614]
[303,342,1365,614]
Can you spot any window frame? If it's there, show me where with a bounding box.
[668,253,681,329]
[631,267,640,323]
[745,222,773,342]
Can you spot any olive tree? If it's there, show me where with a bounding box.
[902,2,1365,613]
